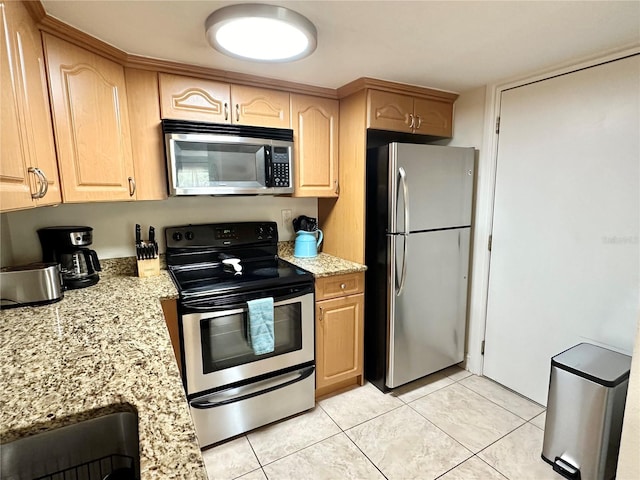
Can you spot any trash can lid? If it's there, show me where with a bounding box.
[552,343,632,387]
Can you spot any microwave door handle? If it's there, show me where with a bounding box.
[265,145,273,187]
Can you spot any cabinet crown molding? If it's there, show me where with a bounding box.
[338,77,459,102]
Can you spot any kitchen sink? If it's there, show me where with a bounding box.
[1,411,140,480]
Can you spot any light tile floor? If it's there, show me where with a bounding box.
[201,366,564,480]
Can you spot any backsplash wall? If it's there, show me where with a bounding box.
[1,196,317,266]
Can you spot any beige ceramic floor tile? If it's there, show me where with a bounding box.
[236,468,267,480]
[478,422,565,480]
[247,405,340,465]
[411,383,524,453]
[530,411,547,430]
[317,382,403,430]
[263,433,385,480]
[202,436,259,480]
[439,456,508,480]
[390,371,455,403]
[346,405,472,480]
[440,365,472,381]
[459,375,545,420]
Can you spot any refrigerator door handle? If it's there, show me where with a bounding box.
[397,167,409,296]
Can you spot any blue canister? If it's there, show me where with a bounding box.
[294,229,323,258]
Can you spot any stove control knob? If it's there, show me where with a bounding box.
[256,226,265,239]
[172,232,183,242]
[185,231,194,241]
[267,225,276,238]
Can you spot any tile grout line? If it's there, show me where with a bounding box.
[455,380,544,423]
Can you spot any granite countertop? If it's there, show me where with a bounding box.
[0,262,206,479]
[278,242,367,277]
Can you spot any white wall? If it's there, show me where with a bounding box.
[1,196,317,265]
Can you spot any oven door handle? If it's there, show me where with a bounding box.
[190,365,314,409]
[180,286,313,311]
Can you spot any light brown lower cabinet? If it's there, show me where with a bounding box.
[315,272,365,398]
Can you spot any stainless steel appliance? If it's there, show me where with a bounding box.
[162,120,294,196]
[37,226,102,289]
[365,142,475,391]
[0,263,64,309]
[542,343,631,480]
[165,221,315,447]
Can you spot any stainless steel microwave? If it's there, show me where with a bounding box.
[162,120,294,196]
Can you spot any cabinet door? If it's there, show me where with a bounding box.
[44,34,136,202]
[291,94,338,197]
[316,293,364,390]
[125,68,167,200]
[8,0,61,206]
[366,90,413,133]
[413,97,453,137]
[231,85,290,128]
[0,2,32,212]
[159,73,230,123]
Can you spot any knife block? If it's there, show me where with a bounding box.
[137,257,160,278]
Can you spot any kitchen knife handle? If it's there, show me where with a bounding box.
[135,224,141,244]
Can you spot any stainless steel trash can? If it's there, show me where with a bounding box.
[542,343,631,480]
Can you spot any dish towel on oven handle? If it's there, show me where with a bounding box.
[247,297,275,355]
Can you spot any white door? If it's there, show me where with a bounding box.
[484,55,640,405]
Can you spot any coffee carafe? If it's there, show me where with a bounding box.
[37,226,102,289]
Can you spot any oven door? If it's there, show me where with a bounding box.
[180,284,314,396]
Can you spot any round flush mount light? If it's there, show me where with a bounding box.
[205,4,317,62]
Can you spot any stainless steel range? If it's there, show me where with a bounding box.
[165,221,315,448]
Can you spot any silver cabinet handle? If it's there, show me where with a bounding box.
[319,306,324,321]
[28,167,47,199]
[408,113,415,129]
[224,103,229,121]
[235,104,240,122]
[415,115,422,130]
[396,166,409,296]
[128,176,136,196]
[340,283,346,290]
[334,179,339,195]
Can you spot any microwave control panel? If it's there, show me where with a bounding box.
[272,147,290,187]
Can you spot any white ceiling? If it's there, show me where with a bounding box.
[42,1,640,93]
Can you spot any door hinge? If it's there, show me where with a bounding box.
[481,340,485,355]
[488,234,492,252]
[495,116,501,134]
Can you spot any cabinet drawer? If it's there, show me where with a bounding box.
[315,272,364,301]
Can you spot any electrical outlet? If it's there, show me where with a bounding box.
[281,209,292,234]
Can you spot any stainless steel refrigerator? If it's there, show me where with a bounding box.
[365,142,474,391]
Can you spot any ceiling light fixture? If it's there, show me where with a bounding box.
[205,4,317,63]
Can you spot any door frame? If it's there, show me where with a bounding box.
[465,45,640,375]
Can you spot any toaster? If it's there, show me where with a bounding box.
[0,263,64,309]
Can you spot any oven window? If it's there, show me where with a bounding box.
[200,303,302,373]
[173,142,266,187]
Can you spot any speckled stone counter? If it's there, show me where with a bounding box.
[278,242,367,277]
[0,265,206,479]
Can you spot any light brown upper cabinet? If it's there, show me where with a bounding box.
[125,68,167,200]
[44,33,137,202]
[367,89,453,137]
[1,0,61,212]
[159,73,290,128]
[159,73,230,123]
[291,94,339,197]
[231,85,289,128]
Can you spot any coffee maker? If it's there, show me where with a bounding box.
[38,226,102,289]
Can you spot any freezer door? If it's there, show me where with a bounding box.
[390,143,474,233]
[387,228,470,388]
